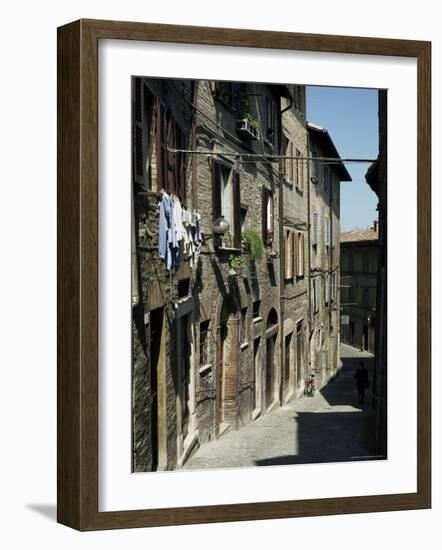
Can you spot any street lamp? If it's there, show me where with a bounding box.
[202,216,230,241]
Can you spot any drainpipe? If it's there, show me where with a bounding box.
[306,132,312,375]
[278,96,285,406]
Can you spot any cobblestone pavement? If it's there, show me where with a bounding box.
[182,344,376,471]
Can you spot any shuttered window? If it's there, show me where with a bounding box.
[325,216,330,247]
[266,97,277,145]
[296,148,303,190]
[325,273,330,304]
[312,212,320,246]
[155,105,186,201]
[133,78,157,191]
[284,230,294,280]
[212,162,241,248]
[291,232,296,279]
[232,172,241,248]
[214,81,241,112]
[312,278,320,313]
[262,187,274,245]
[297,232,305,276]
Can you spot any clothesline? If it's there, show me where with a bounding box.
[166,147,376,164]
[158,190,203,272]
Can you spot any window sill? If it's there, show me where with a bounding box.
[199,364,212,375]
[252,316,262,324]
[216,246,242,253]
[240,342,249,351]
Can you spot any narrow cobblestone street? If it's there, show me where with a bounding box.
[182,344,376,470]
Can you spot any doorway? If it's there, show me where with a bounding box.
[265,308,279,410]
[149,307,163,471]
[296,320,304,389]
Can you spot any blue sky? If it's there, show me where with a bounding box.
[306,86,379,232]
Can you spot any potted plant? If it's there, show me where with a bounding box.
[228,254,244,276]
[236,114,260,140]
[241,230,264,262]
[222,231,232,248]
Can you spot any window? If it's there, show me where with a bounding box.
[312,278,320,313]
[266,97,277,145]
[285,230,293,279]
[253,300,261,320]
[331,272,337,302]
[296,148,304,190]
[199,320,211,367]
[212,162,241,248]
[325,273,330,304]
[312,212,320,246]
[262,187,274,245]
[133,78,155,192]
[325,216,330,247]
[284,333,292,383]
[296,232,305,277]
[155,103,187,202]
[240,207,247,233]
[331,218,336,248]
[240,308,248,345]
[281,137,295,183]
[214,81,241,111]
[177,278,190,299]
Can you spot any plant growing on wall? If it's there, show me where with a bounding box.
[228,253,244,275]
[241,230,264,262]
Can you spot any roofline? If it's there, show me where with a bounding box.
[307,122,352,182]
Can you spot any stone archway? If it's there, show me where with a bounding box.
[216,294,240,432]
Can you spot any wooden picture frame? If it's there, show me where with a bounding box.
[57,19,431,531]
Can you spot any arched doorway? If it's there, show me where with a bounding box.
[217,295,240,431]
[265,308,279,410]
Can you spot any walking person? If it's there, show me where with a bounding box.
[354,361,369,405]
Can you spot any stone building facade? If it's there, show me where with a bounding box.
[340,226,379,354]
[365,89,387,458]
[131,78,349,472]
[307,123,351,388]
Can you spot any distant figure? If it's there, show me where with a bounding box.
[305,373,316,397]
[354,361,369,405]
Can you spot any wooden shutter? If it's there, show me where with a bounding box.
[262,186,268,242]
[233,171,241,248]
[133,78,148,190]
[325,216,330,246]
[175,124,186,204]
[212,162,222,248]
[312,212,319,245]
[291,232,296,278]
[295,148,301,189]
[300,233,305,276]
[280,134,288,177]
[289,142,294,183]
[299,150,304,190]
[156,101,166,191]
[231,82,241,112]
[166,113,176,194]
